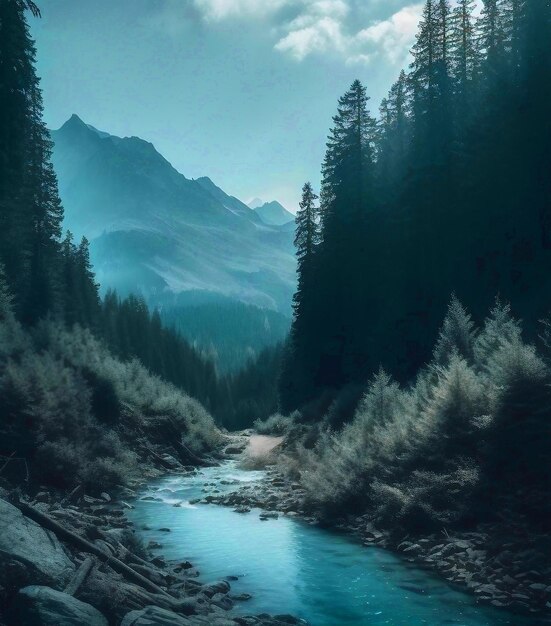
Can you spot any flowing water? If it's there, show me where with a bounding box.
[128,461,544,626]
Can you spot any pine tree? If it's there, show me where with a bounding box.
[433,296,477,367]
[280,183,320,410]
[317,80,378,389]
[479,0,508,83]
[0,0,36,294]
[450,0,480,114]
[0,0,64,321]
[411,0,454,164]
[292,181,320,345]
[74,237,101,327]
[378,70,410,198]
[502,0,524,79]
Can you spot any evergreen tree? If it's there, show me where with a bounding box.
[280,183,320,410]
[377,70,410,199]
[74,237,101,327]
[478,0,507,83]
[450,0,480,116]
[410,0,454,166]
[316,80,377,389]
[0,0,64,321]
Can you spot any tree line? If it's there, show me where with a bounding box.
[281,0,551,412]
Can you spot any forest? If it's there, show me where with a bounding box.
[281,0,551,412]
[273,0,550,557]
[0,0,550,624]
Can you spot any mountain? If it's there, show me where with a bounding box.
[247,197,264,210]
[50,115,296,314]
[254,201,295,226]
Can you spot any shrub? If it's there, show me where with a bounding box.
[433,296,477,367]
[253,413,295,435]
[0,315,220,491]
[287,298,550,532]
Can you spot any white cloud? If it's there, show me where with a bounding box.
[275,16,345,60]
[190,0,425,66]
[193,0,292,21]
[274,0,349,60]
[356,4,423,65]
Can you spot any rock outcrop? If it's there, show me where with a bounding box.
[0,499,75,588]
[12,586,108,626]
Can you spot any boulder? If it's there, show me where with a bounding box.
[211,592,233,610]
[0,499,75,587]
[201,581,230,598]
[13,586,108,626]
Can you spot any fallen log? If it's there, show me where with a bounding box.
[61,484,83,506]
[15,500,172,598]
[109,539,155,569]
[64,556,95,596]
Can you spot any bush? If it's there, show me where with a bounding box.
[285,297,551,532]
[0,315,221,491]
[253,413,295,436]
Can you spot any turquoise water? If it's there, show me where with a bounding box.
[128,462,543,626]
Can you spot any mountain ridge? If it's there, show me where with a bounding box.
[50,115,296,313]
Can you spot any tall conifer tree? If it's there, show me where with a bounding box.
[0,0,64,321]
[317,80,377,389]
[280,183,320,411]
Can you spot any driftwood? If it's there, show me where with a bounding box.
[110,539,154,569]
[15,500,172,598]
[64,557,95,596]
[62,484,83,506]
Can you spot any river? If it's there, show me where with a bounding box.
[128,460,543,626]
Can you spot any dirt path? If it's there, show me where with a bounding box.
[246,434,284,458]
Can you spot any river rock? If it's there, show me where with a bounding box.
[225,446,245,455]
[259,511,278,520]
[0,499,75,587]
[13,586,108,625]
[201,581,231,598]
[230,593,252,602]
[121,605,193,625]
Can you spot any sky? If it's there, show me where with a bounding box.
[31,0,429,210]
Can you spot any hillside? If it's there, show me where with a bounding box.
[161,298,291,373]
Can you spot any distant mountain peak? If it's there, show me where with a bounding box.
[60,113,89,132]
[58,114,111,140]
[254,200,294,226]
[247,197,264,209]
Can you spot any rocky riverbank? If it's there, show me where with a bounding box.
[0,436,307,626]
[207,445,551,623]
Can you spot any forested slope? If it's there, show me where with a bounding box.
[0,0,221,492]
[281,0,551,412]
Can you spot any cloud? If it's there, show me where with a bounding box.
[193,0,293,21]
[274,0,349,60]
[355,4,423,65]
[276,1,422,66]
[190,0,424,66]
